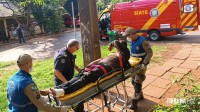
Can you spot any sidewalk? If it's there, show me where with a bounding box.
[125,44,200,111]
[143,44,200,96]
[85,43,200,112]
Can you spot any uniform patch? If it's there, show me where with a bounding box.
[61,59,66,63]
[31,85,38,91]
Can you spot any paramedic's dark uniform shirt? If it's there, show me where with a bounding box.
[54,47,75,86]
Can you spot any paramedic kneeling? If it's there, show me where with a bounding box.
[123,27,153,110]
[7,53,68,112]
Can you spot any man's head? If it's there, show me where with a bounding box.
[122,27,138,42]
[17,53,33,73]
[66,39,80,54]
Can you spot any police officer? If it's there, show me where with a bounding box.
[7,53,68,112]
[54,39,83,112]
[122,27,153,110]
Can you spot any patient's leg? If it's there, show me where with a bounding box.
[52,69,105,96]
[55,77,80,89]
[50,76,88,97]
[62,69,105,94]
[51,77,81,97]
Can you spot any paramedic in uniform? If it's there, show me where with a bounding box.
[7,53,68,112]
[53,39,83,112]
[122,27,153,110]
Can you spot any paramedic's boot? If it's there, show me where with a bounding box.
[133,92,144,101]
[138,92,144,100]
[128,99,138,110]
[133,82,144,100]
[128,92,143,110]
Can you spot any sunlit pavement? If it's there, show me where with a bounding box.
[0,30,82,62]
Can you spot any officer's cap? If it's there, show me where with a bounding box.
[122,27,136,36]
[17,53,32,66]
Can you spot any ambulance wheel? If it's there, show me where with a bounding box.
[149,30,160,41]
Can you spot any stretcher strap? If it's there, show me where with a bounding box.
[85,64,108,75]
[116,53,123,69]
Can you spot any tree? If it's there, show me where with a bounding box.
[5,0,66,35]
[38,0,66,33]
[64,0,78,17]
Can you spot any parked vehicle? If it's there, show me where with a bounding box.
[99,0,200,41]
[99,12,111,40]
[63,14,80,27]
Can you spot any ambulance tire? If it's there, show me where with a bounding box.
[149,30,160,41]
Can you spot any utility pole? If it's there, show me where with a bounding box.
[71,2,76,38]
[78,0,101,67]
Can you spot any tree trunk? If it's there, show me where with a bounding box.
[78,0,101,67]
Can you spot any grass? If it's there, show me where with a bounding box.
[0,62,15,68]
[151,45,167,63]
[0,44,166,112]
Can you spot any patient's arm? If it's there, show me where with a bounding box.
[88,58,103,66]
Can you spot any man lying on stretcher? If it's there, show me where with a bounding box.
[49,40,131,97]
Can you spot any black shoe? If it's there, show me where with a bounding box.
[128,103,137,110]
[138,93,144,100]
[128,99,138,110]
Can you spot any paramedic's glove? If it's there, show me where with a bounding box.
[60,106,70,112]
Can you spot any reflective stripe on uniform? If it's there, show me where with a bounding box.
[131,52,146,57]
